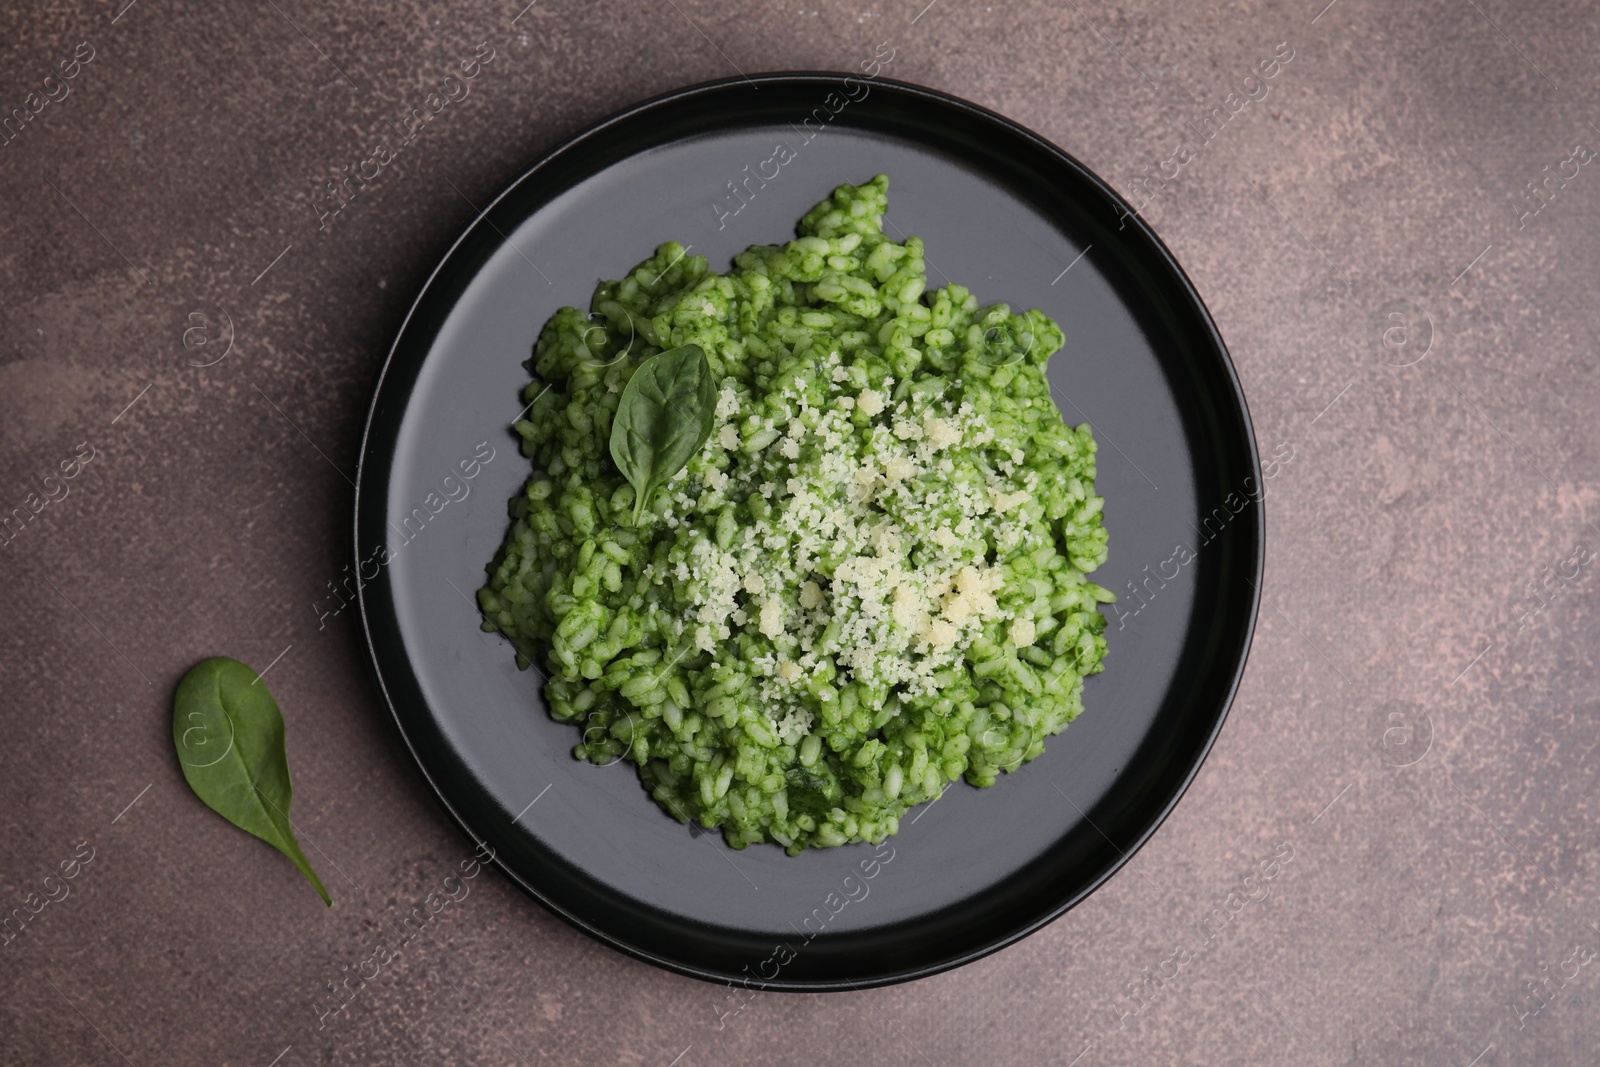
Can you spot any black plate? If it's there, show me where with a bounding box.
[355,73,1261,990]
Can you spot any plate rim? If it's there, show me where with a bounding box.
[353,70,1264,990]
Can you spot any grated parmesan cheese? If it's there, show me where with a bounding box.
[922,416,961,449]
[758,597,784,638]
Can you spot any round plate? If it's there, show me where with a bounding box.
[355,73,1261,990]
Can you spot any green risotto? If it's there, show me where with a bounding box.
[478,176,1112,853]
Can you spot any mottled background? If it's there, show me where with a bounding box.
[3,0,1598,1064]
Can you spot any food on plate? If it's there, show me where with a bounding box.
[478,175,1112,853]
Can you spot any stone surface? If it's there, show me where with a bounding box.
[2,0,1598,1064]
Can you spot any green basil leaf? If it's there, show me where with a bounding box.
[608,343,718,523]
[172,657,331,906]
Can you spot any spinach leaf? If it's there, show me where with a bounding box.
[608,343,717,523]
[172,657,331,905]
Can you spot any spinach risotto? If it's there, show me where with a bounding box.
[478,176,1112,853]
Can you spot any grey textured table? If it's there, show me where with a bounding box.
[3,1,1598,1064]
